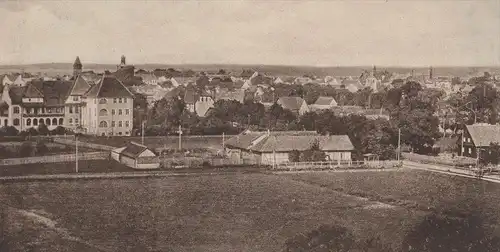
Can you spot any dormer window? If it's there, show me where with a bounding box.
[73,96,78,101]
[99,98,107,104]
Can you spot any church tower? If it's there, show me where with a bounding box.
[73,56,82,77]
[117,55,127,70]
[429,66,433,80]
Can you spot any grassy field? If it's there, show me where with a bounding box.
[0,160,133,177]
[1,170,500,251]
[80,135,227,151]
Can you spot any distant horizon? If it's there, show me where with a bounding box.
[1,62,500,69]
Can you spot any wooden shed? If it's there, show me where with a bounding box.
[111,141,160,169]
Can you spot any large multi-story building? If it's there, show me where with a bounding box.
[80,74,134,136]
[0,56,135,136]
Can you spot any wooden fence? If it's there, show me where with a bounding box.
[0,152,109,166]
[274,160,402,171]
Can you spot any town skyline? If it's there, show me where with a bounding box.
[1,1,499,67]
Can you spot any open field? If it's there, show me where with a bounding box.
[79,135,228,150]
[2,170,500,251]
[0,160,132,177]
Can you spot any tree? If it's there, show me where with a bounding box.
[50,126,68,135]
[0,126,19,136]
[19,142,34,157]
[300,140,326,162]
[38,124,49,136]
[35,140,49,156]
[289,150,300,162]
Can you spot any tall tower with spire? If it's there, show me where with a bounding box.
[429,66,433,80]
[73,56,82,77]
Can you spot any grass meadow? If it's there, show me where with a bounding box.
[1,170,500,251]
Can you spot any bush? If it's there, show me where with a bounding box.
[38,124,49,136]
[18,142,34,157]
[51,126,69,135]
[0,126,19,136]
[19,128,39,137]
[35,141,49,156]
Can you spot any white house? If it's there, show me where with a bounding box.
[311,96,338,111]
[111,142,160,169]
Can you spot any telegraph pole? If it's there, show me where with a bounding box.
[177,125,182,150]
[75,134,79,173]
[141,120,145,145]
[461,129,464,156]
[397,128,401,161]
[222,132,225,155]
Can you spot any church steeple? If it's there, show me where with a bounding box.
[73,56,82,77]
[429,66,433,80]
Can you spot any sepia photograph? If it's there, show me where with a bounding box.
[1,0,500,251]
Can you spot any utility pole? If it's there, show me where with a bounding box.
[397,128,401,161]
[461,130,464,156]
[75,134,79,173]
[177,125,182,150]
[141,120,145,145]
[222,132,225,156]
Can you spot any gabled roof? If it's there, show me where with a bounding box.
[31,80,73,106]
[85,75,134,98]
[118,142,154,159]
[226,131,354,153]
[277,96,306,111]
[466,124,500,147]
[216,89,245,103]
[314,96,337,106]
[23,83,44,98]
[8,86,25,105]
[69,75,91,96]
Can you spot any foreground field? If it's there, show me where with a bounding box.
[1,170,500,251]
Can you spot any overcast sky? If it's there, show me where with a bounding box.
[1,0,499,66]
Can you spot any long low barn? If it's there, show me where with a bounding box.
[225,130,354,165]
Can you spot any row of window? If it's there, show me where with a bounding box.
[98,109,130,116]
[25,118,64,126]
[68,106,80,114]
[98,121,130,128]
[96,98,128,104]
[14,106,73,114]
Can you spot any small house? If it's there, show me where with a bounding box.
[460,124,500,158]
[277,96,310,116]
[311,96,338,111]
[111,142,160,169]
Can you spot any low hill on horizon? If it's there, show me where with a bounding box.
[1,63,499,78]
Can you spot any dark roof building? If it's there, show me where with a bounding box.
[84,75,134,98]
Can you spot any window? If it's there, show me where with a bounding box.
[26,119,31,126]
[13,107,19,114]
[119,98,122,103]
[34,108,38,114]
[125,109,129,115]
[125,121,129,127]
[118,109,122,115]
[118,121,122,127]
[46,118,51,125]
[112,109,115,115]
[69,118,73,125]
[26,108,31,114]
[69,106,73,113]
[118,132,122,136]
[59,118,63,125]
[4,119,7,126]
[125,131,130,135]
[99,121,108,127]
[99,109,108,116]
[73,96,78,101]
[33,119,38,126]
[13,119,20,126]
[468,148,472,154]
[52,118,57,125]
[112,121,115,127]
[47,108,52,113]
[75,106,79,113]
[113,98,117,103]
[124,98,127,103]
[75,118,79,124]
[99,98,107,104]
